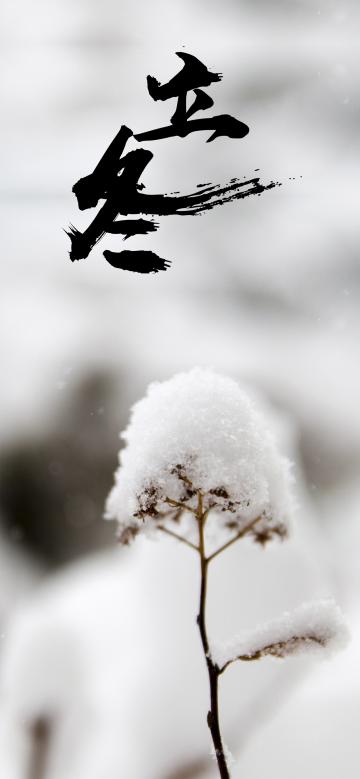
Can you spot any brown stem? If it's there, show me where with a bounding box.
[165,497,197,515]
[29,717,52,779]
[219,633,326,674]
[207,514,263,563]
[158,525,199,552]
[196,493,230,779]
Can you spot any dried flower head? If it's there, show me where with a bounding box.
[212,600,350,671]
[105,368,294,547]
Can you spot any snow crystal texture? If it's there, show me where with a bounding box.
[212,600,350,667]
[105,368,294,543]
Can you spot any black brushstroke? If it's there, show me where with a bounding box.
[170,87,214,128]
[72,125,133,210]
[120,177,280,216]
[67,52,281,272]
[169,177,281,215]
[67,147,153,261]
[185,88,214,120]
[140,52,248,142]
[135,113,249,143]
[146,52,222,102]
[68,157,280,263]
[103,249,171,273]
[107,218,159,239]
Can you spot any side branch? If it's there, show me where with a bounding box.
[219,634,326,674]
[207,514,263,562]
[158,525,199,552]
[165,497,197,515]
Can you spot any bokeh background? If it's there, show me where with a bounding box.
[0,1,359,777]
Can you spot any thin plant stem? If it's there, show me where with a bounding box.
[158,525,199,552]
[207,514,263,562]
[218,633,326,674]
[196,493,230,779]
[165,497,197,515]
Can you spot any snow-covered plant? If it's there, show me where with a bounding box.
[105,368,348,779]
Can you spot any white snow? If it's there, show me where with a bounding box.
[0,530,349,779]
[210,741,236,768]
[105,368,294,546]
[212,600,349,668]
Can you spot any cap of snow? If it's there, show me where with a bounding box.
[212,599,350,669]
[105,368,294,545]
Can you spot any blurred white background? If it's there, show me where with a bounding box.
[0,1,359,777]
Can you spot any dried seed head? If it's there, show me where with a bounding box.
[105,368,294,546]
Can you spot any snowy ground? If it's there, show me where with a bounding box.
[0,1,359,777]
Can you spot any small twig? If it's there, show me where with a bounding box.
[207,514,263,563]
[219,634,326,674]
[171,508,184,524]
[178,472,194,489]
[165,497,198,515]
[158,525,199,552]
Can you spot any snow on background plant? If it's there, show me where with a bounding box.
[106,368,348,777]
